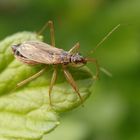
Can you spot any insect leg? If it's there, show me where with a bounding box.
[38,20,55,47]
[68,42,80,54]
[16,67,47,89]
[39,21,58,105]
[62,65,83,104]
[86,58,99,80]
[48,65,58,105]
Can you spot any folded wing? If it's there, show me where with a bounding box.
[18,41,64,64]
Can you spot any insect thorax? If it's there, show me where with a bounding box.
[61,52,86,66]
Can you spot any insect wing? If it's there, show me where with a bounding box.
[18,41,64,64]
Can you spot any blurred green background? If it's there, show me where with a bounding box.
[0,0,139,140]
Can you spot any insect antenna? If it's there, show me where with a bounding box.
[90,24,121,54]
[99,67,112,77]
[87,24,121,78]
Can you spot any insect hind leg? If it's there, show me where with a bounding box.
[68,42,80,54]
[15,67,47,90]
[37,20,55,47]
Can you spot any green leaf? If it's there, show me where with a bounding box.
[0,32,94,140]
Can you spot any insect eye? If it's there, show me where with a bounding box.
[12,44,21,54]
[12,44,21,49]
[15,50,20,55]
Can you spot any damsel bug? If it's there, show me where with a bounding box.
[12,21,120,105]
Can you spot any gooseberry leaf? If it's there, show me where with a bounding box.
[0,32,94,140]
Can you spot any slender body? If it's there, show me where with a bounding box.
[12,41,87,66]
[12,21,120,105]
[11,21,99,105]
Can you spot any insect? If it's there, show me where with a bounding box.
[11,21,120,105]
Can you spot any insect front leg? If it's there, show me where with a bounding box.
[15,66,47,89]
[86,58,99,80]
[93,58,99,80]
[62,65,83,104]
[48,65,58,105]
[68,42,80,54]
[38,20,55,47]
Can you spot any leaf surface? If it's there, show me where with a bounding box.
[0,32,94,140]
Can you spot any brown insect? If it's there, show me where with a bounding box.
[11,21,120,105]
